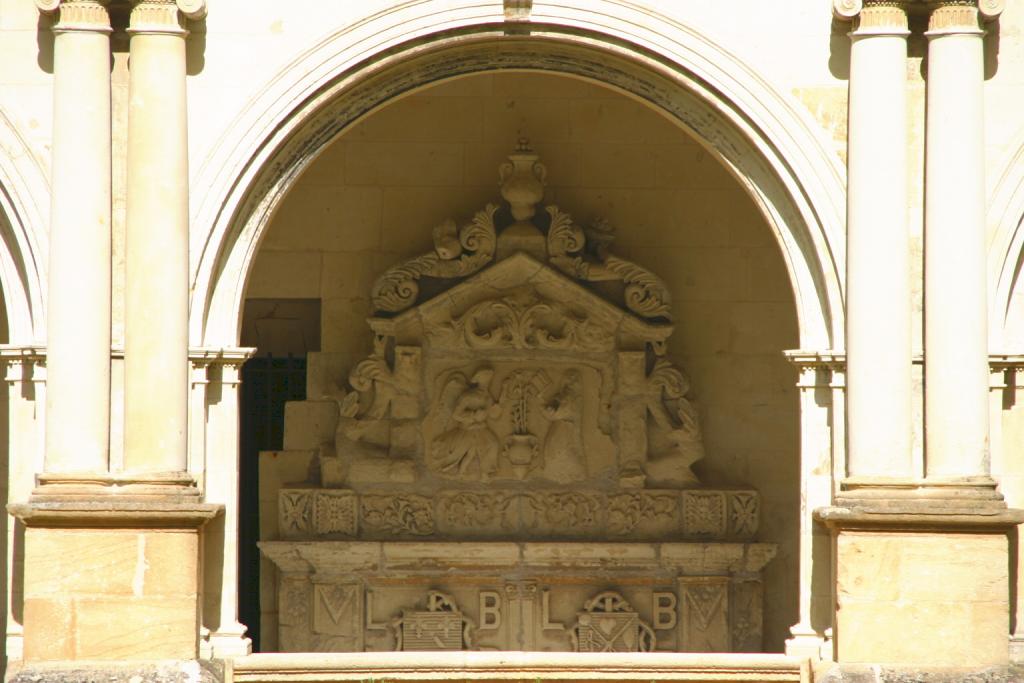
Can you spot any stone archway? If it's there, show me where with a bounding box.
[0,109,47,345]
[0,107,49,664]
[989,138,1024,349]
[187,0,846,660]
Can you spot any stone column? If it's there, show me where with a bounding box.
[834,0,914,488]
[203,350,255,657]
[34,0,112,481]
[188,355,211,490]
[123,0,206,483]
[1,347,46,663]
[784,352,842,659]
[922,0,1002,483]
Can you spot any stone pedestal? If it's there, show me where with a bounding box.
[8,499,220,661]
[817,502,1024,667]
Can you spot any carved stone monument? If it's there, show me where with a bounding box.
[260,141,776,654]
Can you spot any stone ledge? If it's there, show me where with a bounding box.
[259,540,778,575]
[8,660,224,683]
[814,663,1024,683]
[229,652,810,682]
[8,499,223,529]
[814,504,1024,532]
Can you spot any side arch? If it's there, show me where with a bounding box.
[188,0,846,353]
[989,135,1024,348]
[0,108,47,344]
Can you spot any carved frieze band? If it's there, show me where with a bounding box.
[274,579,762,653]
[278,488,759,541]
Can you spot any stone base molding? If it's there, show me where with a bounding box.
[31,471,201,500]
[8,661,224,683]
[816,502,1024,667]
[228,652,811,682]
[8,498,221,661]
[814,663,1024,683]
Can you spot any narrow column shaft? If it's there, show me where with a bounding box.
[124,1,190,474]
[844,2,913,481]
[42,0,112,475]
[924,3,989,479]
[206,358,253,657]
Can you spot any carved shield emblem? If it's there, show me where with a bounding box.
[575,611,641,652]
[401,611,464,650]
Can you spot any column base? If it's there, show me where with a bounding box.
[8,496,222,661]
[33,471,199,500]
[816,500,1023,667]
[784,623,830,660]
[840,475,1004,503]
[1011,634,1024,663]
[208,624,253,658]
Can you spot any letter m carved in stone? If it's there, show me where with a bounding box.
[313,582,364,649]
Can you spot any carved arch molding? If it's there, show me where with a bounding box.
[195,31,843,353]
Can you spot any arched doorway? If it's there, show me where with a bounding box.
[0,107,50,667]
[189,3,845,660]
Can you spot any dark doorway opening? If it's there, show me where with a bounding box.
[237,298,320,650]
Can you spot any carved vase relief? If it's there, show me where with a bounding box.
[261,141,775,654]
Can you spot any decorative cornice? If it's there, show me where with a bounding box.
[8,498,222,529]
[35,0,111,34]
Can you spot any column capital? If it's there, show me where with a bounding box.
[35,0,111,33]
[925,1,1002,35]
[834,1,911,30]
[128,0,206,36]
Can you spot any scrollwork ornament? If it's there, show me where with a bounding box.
[978,0,1005,20]
[35,0,63,13]
[546,206,585,258]
[602,255,673,320]
[175,0,207,19]
[371,205,497,313]
[832,0,864,19]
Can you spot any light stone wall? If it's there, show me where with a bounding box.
[246,72,800,650]
[0,0,1022,667]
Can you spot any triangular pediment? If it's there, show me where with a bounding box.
[372,252,673,352]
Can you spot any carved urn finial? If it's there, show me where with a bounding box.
[500,138,546,222]
[497,139,548,260]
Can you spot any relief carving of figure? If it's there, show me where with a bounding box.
[644,359,705,486]
[542,370,586,483]
[429,367,502,481]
